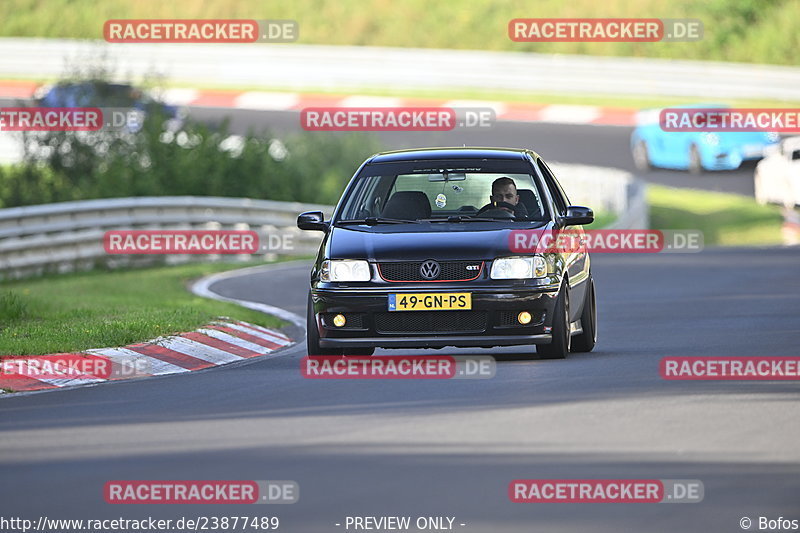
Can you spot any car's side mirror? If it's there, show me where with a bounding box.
[297,211,328,232]
[560,206,594,226]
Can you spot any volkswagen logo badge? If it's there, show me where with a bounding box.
[420,260,441,280]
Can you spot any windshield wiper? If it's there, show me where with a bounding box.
[424,216,532,223]
[337,217,420,226]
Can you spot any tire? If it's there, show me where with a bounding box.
[782,181,796,210]
[688,144,703,174]
[306,291,342,356]
[633,140,652,172]
[754,171,768,205]
[347,347,376,356]
[571,277,597,353]
[537,284,570,359]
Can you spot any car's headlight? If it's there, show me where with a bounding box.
[490,256,547,279]
[320,260,371,282]
[701,133,719,146]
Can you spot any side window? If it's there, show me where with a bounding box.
[338,177,373,220]
[338,175,391,220]
[537,159,568,216]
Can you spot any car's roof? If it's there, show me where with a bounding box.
[55,81,133,88]
[367,147,538,163]
[782,136,800,150]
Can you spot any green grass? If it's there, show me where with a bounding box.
[1,0,797,65]
[0,261,287,357]
[648,184,784,246]
[588,212,617,228]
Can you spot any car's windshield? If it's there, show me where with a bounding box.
[336,159,548,223]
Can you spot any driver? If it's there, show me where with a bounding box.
[476,176,529,218]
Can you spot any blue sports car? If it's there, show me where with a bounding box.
[630,104,779,173]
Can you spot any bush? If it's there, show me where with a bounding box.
[0,81,384,207]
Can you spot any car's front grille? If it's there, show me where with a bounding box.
[374,311,487,334]
[377,261,484,282]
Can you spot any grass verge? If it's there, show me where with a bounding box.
[648,184,784,246]
[1,0,797,66]
[0,261,288,357]
[588,212,616,229]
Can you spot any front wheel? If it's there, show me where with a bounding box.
[633,140,652,171]
[347,347,375,356]
[782,180,797,210]
[754,171,768,205]
[688,144,703,174]
[537,285,570,359]
[571,277,597,353]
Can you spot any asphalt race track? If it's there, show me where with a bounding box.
[2,248,799,532]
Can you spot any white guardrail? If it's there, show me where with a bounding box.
[0,163,646,280]
[0,39,798,101]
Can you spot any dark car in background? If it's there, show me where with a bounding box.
[297,147,597,359]
[34,81,183,131]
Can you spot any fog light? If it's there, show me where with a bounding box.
[333,314,347,327]
[517,311,532,325]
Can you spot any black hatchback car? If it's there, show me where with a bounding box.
[297,147,597,359]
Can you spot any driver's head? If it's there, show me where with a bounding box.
[490,177,519,207]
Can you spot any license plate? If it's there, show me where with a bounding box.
[388,293,471,311]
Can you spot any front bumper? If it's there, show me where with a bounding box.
[704,149,744,170]
[311,284,560,349]
[705,144,772,170]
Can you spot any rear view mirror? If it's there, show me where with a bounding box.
[561,206,594,226]
[427,172,467,181]
[297,211,328,232]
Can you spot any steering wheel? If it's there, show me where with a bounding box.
[476,201,517,218]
